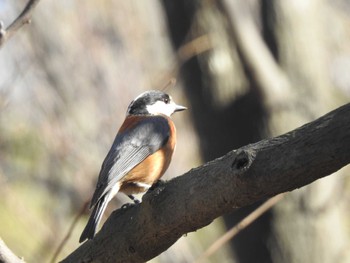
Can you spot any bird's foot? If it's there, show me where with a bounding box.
[121,195,140,209]
[148,179,166,192]
[127,194,141,204]
[121,202,136,209]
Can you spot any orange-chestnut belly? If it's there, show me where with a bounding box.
[119,146,174,195]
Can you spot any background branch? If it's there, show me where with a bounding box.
[0,0,41,48]
[61,103,350,263]
[220,0,292,106]
[194,194,285,263]
[0,239,25,263]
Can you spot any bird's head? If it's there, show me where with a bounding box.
[127,90,187,117]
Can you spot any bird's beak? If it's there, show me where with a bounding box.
[175,104,187,112]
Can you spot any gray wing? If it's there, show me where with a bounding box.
[90,116,170,207]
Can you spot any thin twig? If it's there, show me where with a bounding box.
[194,194,285,263]
[177,34,213,62]
[0,238,25,263]
[0,0,41,48]
[151,33,213,93]
[161,78,177,92]
[50,201,89,263]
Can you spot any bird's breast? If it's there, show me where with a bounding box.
[120,115,176,195]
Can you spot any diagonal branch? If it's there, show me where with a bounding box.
[0,0,41,48]
[61,103,350,263]
[0,239,25,263]
[194,193,285,263]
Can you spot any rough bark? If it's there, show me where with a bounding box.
[61,103,350,263]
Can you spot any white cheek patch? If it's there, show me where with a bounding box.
[146,101,176,116]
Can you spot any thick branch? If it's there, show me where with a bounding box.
[62,103,350,263]
[0,0,41,48]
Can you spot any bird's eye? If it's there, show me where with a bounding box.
[163,97,170,104]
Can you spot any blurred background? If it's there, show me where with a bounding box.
[1,0,350,262]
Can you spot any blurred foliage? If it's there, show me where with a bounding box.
[0,1,203,262]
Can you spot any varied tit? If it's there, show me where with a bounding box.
[79,90,186,242]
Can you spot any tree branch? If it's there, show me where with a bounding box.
[219,0,292,106]
[0,0,41,48]
[0,239,25,263]
[61,103,350,263]
[194,194,285,263]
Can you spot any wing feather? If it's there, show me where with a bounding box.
[90,116,170,207]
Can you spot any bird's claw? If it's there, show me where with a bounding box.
[121,202,136,209]
[148,179,165,192]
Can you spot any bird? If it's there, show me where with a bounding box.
[79,90,186,242]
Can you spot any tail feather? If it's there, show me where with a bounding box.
[79,196,109,243]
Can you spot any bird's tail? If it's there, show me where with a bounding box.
[79,195,109,243]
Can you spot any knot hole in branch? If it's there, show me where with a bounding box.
[231,149,253,172]
[129,246,136,253]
